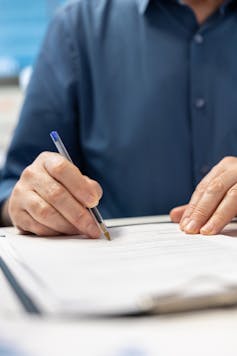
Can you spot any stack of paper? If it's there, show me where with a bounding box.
[1,221,237,316]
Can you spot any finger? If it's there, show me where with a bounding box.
[183,170,237,234]
[15,211,60,237]
[23,191,81,236]
[200,184,237,235]
[180,164,224,228]
[31,171,101,238]
[42,154,103,208]
[170,205,188,223]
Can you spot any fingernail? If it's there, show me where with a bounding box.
[87,223,101,238]
[184,220,198,234]
[200,221,215,235]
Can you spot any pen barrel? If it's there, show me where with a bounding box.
[50,131,108,234]
[90,207,103,224]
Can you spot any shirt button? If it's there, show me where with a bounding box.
[195,98,206,109]
[194,34,204,44]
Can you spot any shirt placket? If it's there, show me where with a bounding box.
[189,27,212,187]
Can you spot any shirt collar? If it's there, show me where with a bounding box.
[138,0,237,15]
[138,0,185,14]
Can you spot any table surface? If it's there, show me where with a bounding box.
[2,216,237,356]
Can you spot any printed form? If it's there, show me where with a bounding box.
[1,222,237,316]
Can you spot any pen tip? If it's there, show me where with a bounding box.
[104,231,111,241]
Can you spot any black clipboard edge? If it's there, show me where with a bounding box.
[0,256,41,315]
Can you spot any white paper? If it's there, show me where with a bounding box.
[1,222,237,316]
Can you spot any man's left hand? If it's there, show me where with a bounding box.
[170,156,237,235]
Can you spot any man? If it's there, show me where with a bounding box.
[0,0,237,238]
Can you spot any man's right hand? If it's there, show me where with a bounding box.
[6,152,103,238]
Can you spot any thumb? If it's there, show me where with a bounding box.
[169,204,188,223]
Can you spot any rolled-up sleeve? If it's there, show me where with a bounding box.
[0,7,80,219]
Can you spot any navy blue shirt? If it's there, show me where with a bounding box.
[1,0,237,219]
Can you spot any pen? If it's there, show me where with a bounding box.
[50,131,111,240]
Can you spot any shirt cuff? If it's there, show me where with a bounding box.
[0,179,17,226]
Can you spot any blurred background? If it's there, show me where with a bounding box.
[0,0,66,166]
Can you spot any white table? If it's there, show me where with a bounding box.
[1,217,237,356]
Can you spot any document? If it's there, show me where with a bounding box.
[1,222,237,316]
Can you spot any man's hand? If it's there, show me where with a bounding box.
[170,156,237,235]
[7,152,103,238]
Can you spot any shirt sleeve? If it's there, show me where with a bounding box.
[0,7,81,222]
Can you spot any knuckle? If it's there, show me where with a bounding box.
[11,183,22,198]
[188,202,196,210]
[186,203,197,214]
[195,182,207,195]
[21,165,35,181]
[207,178,225,195]
[37,204,53,220]
[50,158,67,176]
[227,187,237,199]
[192,206,208,220]
[221,156,236,165]
[48,184,65,203]
[38,151,50,161]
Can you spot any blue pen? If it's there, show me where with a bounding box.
[50,131,111,240]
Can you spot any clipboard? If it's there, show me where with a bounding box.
[1,218,237,318]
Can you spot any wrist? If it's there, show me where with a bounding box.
[0,199,12,226]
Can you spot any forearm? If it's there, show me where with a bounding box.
[0,199,12,227]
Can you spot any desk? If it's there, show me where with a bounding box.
[1,217,237,356]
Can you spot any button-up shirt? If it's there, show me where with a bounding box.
[1,0,237,219]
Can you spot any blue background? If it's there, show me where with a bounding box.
[0,0,65,77]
